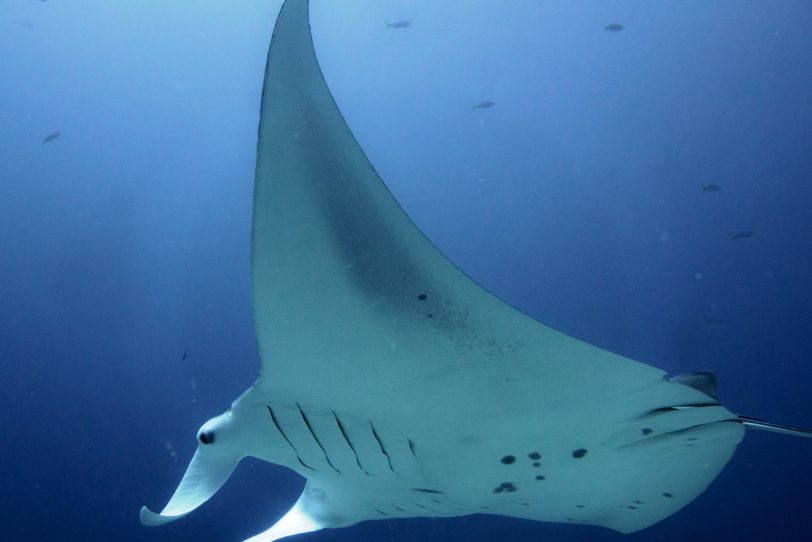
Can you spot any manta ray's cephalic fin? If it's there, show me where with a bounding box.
[139,447,240,525]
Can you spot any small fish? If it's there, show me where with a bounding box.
[182,349,188,361]
[730,230,756,242]
[604,23,624,32]
[703,316,732,327]
[471,101,494,112]
[42,132,60,146]
[701,184,721,193]
[385,21,410,29]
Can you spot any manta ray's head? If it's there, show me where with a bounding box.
[143,391,354,540]
[140,405,249,526]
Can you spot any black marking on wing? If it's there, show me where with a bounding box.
[411,488,443,494]
[493,482,517,494]
[369,422,395,472]
[267,405,314,470]
[333,411,369,474]
[296,404,341,473]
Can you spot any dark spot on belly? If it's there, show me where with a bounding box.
[572,448,588,458]
[662,492,674,498]
[528,451,541,460]
[628,506,638,510]
[427,313,433,318]
[535,475,545,481]
[634,500,642,504]
[576,504,585,508]
[417,294,427,300]
[493,482,517,494]
[532,462,541,467]
[641,428,653,435]
[501,455,516,464]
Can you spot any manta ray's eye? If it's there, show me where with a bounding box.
[199,431,215,445]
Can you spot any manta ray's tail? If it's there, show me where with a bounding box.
[738,416,812,438]
[670,372,812,439]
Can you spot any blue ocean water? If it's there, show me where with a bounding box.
[1,1,810,541]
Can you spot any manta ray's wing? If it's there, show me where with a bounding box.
[248,0,744,534]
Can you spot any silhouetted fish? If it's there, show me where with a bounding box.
[701,184,721,193]
[471,101,494,112]
[605,23,624,32]
[385,21,410,29]
[42,132,60,146]
[703,316,732,327]
[731,230,756,242]
[182,349,188,361]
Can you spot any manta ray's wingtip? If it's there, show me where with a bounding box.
[139,505,187,526]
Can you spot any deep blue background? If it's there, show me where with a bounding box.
[1,1,810,541]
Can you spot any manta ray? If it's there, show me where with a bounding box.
[141,1,811,541]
